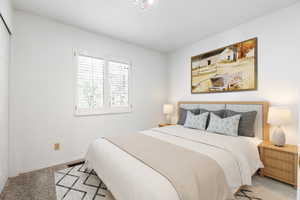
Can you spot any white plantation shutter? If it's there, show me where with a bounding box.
[76,55,104,112]
[108,61,130,107]
[75,52,132,116]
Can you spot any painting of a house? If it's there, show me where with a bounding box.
[191,38,257,93]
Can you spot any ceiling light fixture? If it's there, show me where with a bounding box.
[134,0,156,9]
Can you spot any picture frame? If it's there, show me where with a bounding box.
[191,38,257,94]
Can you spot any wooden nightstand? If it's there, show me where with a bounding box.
[158,123,175,128]
[258,142,298,187]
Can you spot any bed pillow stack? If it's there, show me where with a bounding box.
[178,107,257,137]
[199,109,225,128]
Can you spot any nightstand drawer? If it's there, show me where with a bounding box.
[264,157,294,172]
[264,148,294,162]
[264,167,294,183]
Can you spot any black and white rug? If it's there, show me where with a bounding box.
[55,164,264,200]
[55,164,113,200]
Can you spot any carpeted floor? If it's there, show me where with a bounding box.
[0,163,297,200]
[0,164,66,200]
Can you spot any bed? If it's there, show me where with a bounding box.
[85,101,270,200]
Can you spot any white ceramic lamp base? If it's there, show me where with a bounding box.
[271,126,286,147]
[165,114,172,124]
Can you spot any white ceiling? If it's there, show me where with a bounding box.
[13,0,299,52]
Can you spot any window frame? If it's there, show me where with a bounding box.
[73,50,132,116]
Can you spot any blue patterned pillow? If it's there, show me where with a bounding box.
[207,113,241,136]
[184,111,209,130]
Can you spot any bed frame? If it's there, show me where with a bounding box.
[177,101,270,141]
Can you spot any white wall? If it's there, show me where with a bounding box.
[298,108,300,199]
[10,11,167,176]
[0,0,12,32]
[0,0,11,192]
[0,12,10,192]
[167,3,300,145]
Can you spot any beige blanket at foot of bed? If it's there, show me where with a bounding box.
[103,133,232,200]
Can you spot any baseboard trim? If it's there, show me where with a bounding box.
[67,160,85,168]
[14,159,86,177]
[56,159,85,168]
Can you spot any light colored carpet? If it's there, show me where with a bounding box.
[0,166,62,200]
[250,176,296,200]
[55,164,297,200]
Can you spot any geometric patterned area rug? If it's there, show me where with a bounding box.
[55,164,113,200]
[55,164,263,200]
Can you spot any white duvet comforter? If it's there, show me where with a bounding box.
[85,125,263,200]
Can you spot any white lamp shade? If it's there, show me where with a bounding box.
[268,106,292,126]
[147,0,155,5]
[163,104,174,114]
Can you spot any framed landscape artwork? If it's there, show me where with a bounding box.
[191,38,257,94]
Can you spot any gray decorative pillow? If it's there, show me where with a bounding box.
[207,112,241,137]
[184,111,209,130]
[224,110,257,137]
[177,108,200,125]
[199,109,225,117]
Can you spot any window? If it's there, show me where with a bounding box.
[108,61,130,107]
[77,55,104,111]
[74,52,131,116]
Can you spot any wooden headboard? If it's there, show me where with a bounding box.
[177,101,270,141]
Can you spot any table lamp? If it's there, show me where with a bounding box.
[163,104,174,124]
[268,106,292,147]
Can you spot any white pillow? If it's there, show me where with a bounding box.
[207,112,241,137]
[184,111,209,130]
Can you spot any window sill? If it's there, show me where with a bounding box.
[74,107,132,117]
